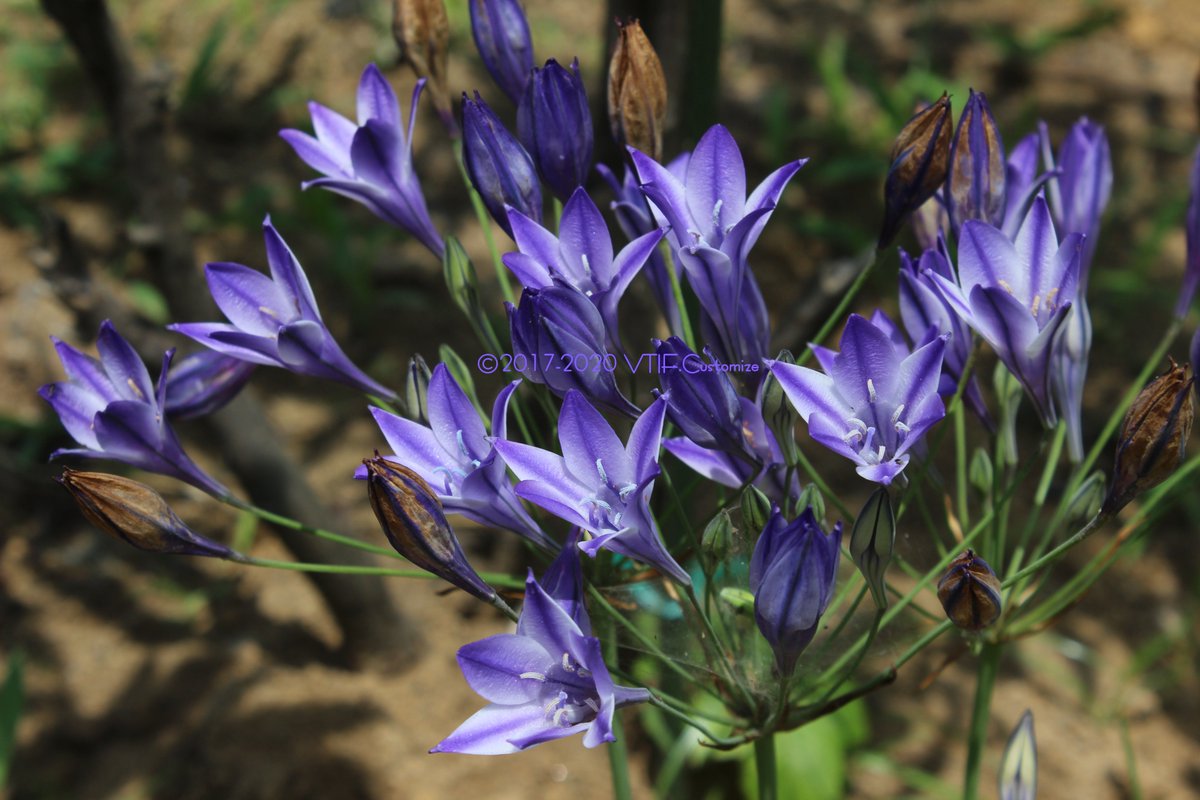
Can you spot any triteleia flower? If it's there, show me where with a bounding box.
[279,64,444,257]
[462,91,542,237]
[1043,118,1112,283]
[365,455,499,601]
[507,285,639,416]
[1000,710,1038,800]
[57,468,237,559]
[1175,145,1200,317]
[926,197,1082,428]
[937,549,1002,631]
[468,0,535,105]
[494,392,690,584]
[607,18,667,161]
[39,321,228,497]
[169,220,397,400]
[163,350,255,420]
[518,58,594,202]
[750,505,842,676]
[879,94,953,248]
[363,364,552,550]
[630,124,807,365]
[946,89,1006,235]
[503,187,664,340]
[431,564,650,754]
[768,313,948,484]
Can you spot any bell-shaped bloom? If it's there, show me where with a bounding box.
[163,350,255,420]
[898,244,991,427]
[363,364,552,550]
[926,197,1082,428]
[468,0,534,105]
[630,125,807,365]
[169,220,397,400]
[503,187,663,341]
[750,506,842,676]
[507,285,639,416]
[58,468,237,559]
[769,314,948,484]
[494,392,690,585]
[946,89,1006,235]
[1175,145,1200,317]
[879,94,953,248]
[432,565,649,755]
[462,91,542,237]
[279,65,443,257]
[1043,118,1111,283]
[517,58,594,202]
[39,321,228,497]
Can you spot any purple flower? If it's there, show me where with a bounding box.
[946,89,1006,235]
[503,187,663,341]
[280,65,443,257]
[1176,145,1200,318]
[363,364,552,550]
[431,560,649,755]
[494,392,690,584]
[39,321,228,497]
[507,285,639,416]
[630,125,807,365]
[462,91,542,237]
[468,0,535,105]
[163,350,255,420]
[769,313,947,484]
[1043,118,1111,283]
[927,197,1082,428]
[518,58,594,202]
[169,220,397,400]
[750,505,842,676]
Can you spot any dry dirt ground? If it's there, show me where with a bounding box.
[3,0,1200,798]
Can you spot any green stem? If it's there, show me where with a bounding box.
[225,497,400,560]
[603,618,634,800]
[1002,513,1106,588]
[954,400,969,531]
[661,243,697,350]
[963,643,1002,800]
[797,249,881,366]
[754,735,777,800]
[453,140,514,303]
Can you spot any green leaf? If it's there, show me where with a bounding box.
[740,701,869,800]
[126,280,171,325]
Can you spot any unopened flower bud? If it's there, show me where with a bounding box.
[56,469,236,558]
[999,710,1037,800]
[469,0,535,106]
[969,447,993,496]
[365,456,496,601]
[937,549,1002,631]
[462,91,542,236]
[392,0,454,133]
[1102,359,1194,515]
[849,486,895,611]
[739,485,771,539]
[164,350,255,420]
[607,19,667,161]
[879,94,953,249]
[405,354,433,424]
[760,349,799,465]
[518,58,594,201]
[700,509,734,572]
[442,236,500,352]
[795,484,826,525]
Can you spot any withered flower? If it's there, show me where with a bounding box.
[879,94,953,249]
[607,19,667,161]
[392,0,454,131]
[937,549,1002,631]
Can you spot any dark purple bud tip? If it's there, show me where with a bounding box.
[937,549,1002,631]
[56,468,236,559]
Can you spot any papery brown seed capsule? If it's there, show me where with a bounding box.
[1102,359,1194,515]
[392,0,454,130]
[879,94,953,249]
[56,469,236,558]
[937,549,1002,631]
[607,18,667,161]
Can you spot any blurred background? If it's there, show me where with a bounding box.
[1,0,1198,797]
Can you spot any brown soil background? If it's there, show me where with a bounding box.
[3,0,1200,798]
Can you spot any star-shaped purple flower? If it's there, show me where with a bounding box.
[363,364,551,550]
[431,547,649,755]
[494,392,690,584]
[280,65,444,257]
[769,313,947,485]
[169,219,397,400]
[39,321,228,497]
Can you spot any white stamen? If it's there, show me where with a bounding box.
[895,420,911,435]
[867,378,878,403]
[581,253,592,278]
[562,653,574,672]
[1031,294,1041,317]
[552,708,570,726]
[711,199,724,232]
[258,305,280,318]
[877,445,886,462]
[891,404,906,426]
[456,429,472,461]
[583,698,599,713]
[596,458,608,484]
[126,378,145,400]
[617,483,637,501]
[519,672,547,682]
[577,668,591,678]
[579,496,613,512]
[612,512,623,528]
[997,279,1015,295]
[842,429,863,444]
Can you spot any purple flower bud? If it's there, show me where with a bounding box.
[507,286,638,416]
[946,89,1006,234]
[462,91,542,237]
[1049,118,1111,281]
[469,0,535,105]
[365,455,497,602]
[879,94,953,248]
[518,58,594,202]
[164,351,255,420]
[57,468,237,559]
[750,505,842,676]
[654,337,747,455]
[937,549,1002,631]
